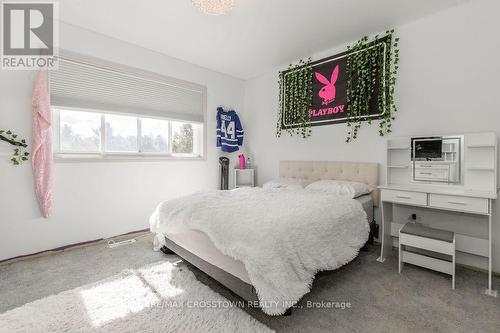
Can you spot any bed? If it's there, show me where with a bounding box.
[151,161,379,315]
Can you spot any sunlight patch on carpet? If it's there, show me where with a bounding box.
[0,261,273,333]
[80,275,159,326]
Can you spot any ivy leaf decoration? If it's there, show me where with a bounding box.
[345,30,399,142]
[276,31,399,142]
[277,57,313,139]
[0,129,29,165]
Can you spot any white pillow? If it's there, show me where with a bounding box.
[262,178,308,190]
[305,180,372,198]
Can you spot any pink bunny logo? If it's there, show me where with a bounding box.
[315,65,339,105]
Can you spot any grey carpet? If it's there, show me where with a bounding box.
[1,234,499,333]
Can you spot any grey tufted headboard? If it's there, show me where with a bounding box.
[279,160,379,206]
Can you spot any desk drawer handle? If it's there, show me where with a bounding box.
[396,195,412,199]
[448,201,467,205]
[420,172,433,175]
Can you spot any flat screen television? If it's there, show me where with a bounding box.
[411,137,443,160]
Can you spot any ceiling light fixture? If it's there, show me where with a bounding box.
[192,0,236,15]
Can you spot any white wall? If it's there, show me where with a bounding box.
[0,22,245,261]
[2,0,499,271]
[244,0,500,270]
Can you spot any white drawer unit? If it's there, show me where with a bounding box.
[413,163,450,182]
[414,163,450,170]
[379,184,497,297]
[429,194,489,214]
[415,169,449,181]
[381,189,427,206]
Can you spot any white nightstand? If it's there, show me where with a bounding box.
[234,169,254,188]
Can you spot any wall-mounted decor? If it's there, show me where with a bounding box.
[277,58,313,138]
[277,31,399,142]
[0,129,29,165]
[345,31,399,142]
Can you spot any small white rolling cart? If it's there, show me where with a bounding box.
[234,169,255,188]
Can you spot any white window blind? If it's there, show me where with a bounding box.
[49,52,206,123]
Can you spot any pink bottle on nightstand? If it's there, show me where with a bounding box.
[238,154,245,169]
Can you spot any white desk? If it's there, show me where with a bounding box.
[377,183,497,297]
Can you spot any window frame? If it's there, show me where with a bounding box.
[52,106,205,162]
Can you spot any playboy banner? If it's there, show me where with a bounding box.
[281,37,388,128]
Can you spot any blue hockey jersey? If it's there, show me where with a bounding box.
[216,107,244,153]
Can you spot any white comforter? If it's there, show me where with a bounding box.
[149,188,369,315]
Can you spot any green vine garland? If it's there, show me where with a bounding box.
[345,30,399,142]
[0,129,29,165]
[277,57,313,138]
[276,30,399,141]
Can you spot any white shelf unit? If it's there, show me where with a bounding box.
[388,146,410,150]
[442,141,458,162]
[234,169,255,189]
[386,133,498,193]
[467,144,495,148]
[386,139,411,184]
[464,133,497,194]
[467,167,495,171]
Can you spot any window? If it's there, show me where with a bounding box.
[172,121,194,154]
[141,118,169,153]
[60,110,101,152]
[49,53,206,161]
[53,108,203,159]
[105,114,138,152]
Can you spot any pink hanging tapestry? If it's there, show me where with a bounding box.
[32,71,53,218]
